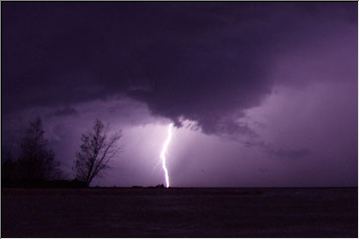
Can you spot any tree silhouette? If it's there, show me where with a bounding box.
[74,119,121,186]
[17,118,60,182]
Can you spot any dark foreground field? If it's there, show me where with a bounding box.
[2,187,357,237]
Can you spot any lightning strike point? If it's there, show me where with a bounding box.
[160,123,173,188]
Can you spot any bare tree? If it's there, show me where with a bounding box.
[74,119,121,186]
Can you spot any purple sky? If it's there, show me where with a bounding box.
[3,2,357,187]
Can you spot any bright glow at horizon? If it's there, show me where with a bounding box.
[160,123,173,188]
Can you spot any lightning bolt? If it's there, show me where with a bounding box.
[160,123,173,188]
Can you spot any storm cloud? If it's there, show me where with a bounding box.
[3,2,356,136]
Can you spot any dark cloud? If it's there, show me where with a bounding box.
[3,2,356,137]
[243,140,310,160]
[48,107,78,118]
